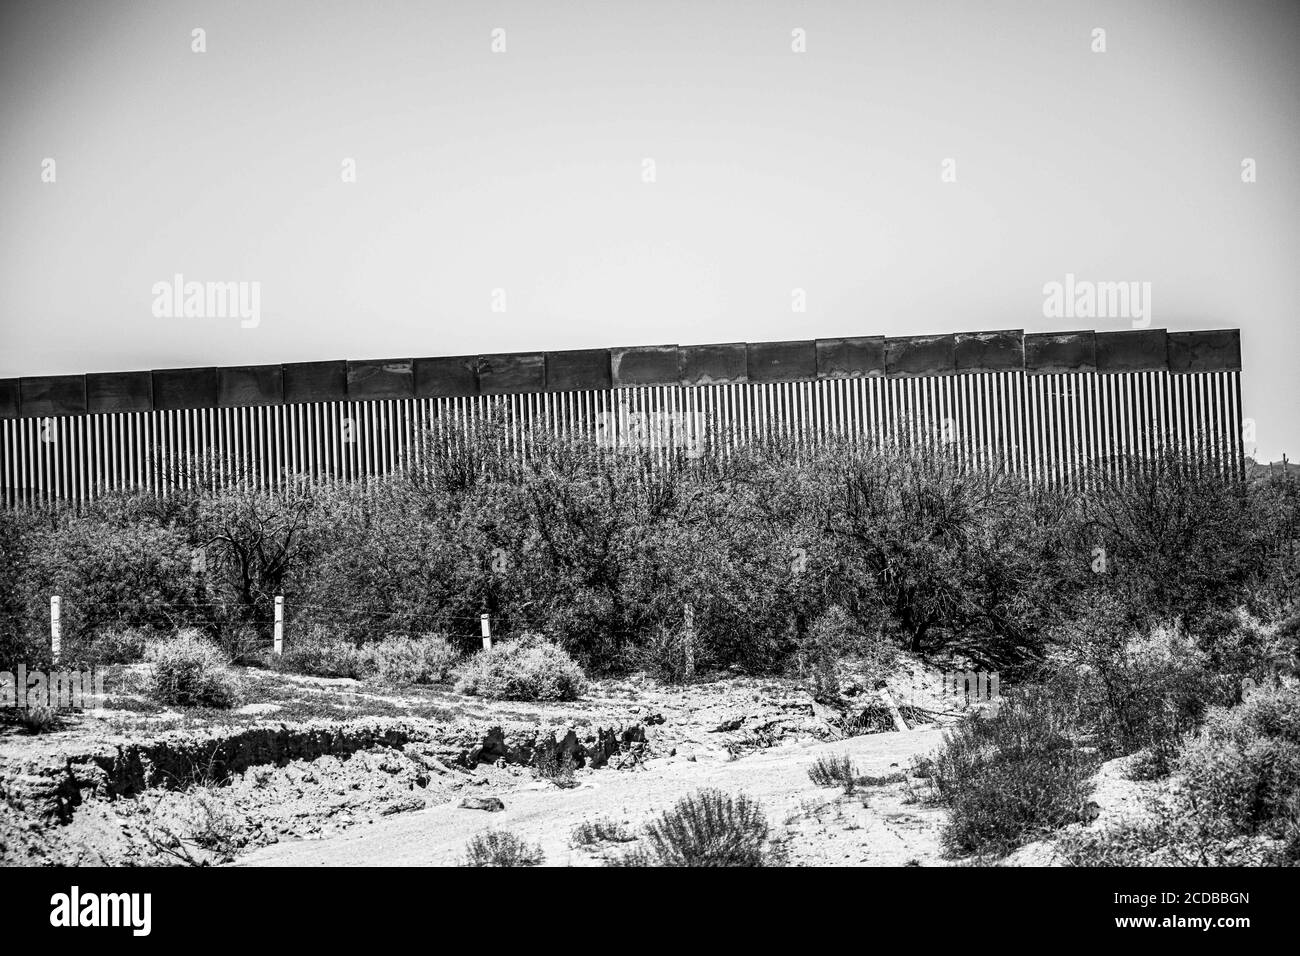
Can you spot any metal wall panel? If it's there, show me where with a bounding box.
[87,371,153,413]
[747,340,816,383]
[347,359,414,400]
[19,375,86,417]
[219,364,284,408]
[152,367,219,410]
[0,330,1246,505]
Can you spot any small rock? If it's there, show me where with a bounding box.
[236,703,282,716]
[458,796,505,812]
[381,796,426,815]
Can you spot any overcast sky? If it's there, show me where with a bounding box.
[1,0,1296,459]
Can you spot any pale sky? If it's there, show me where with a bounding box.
[1,0,1296,459]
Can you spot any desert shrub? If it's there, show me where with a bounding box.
[217,624,265,667]
[534,749,579,788]
[637,789,772,867]
[929,685,1098,857]
[1248,468,1300,615]
[362,634,459,685]
[19,517,204,644]
[800,607,848,701]
[859,770,909,787]
[625,623,698,684]
[570,817,634,847]
[12,705,60,735]
[291,479,474,644]
[0,510,36,671]
[1060,688,1300,866]
[1194,608,1296,693]
[1056,796,1295,867]
[1178,683,1300,836]
[454,634,586,701]
[197,483,316,634]
[62,626,153,666]
[1083,449,1261,633]
[147,631,241,708]
[273,626,366,679]
[1048,599,1227,775]
[834,441,1073,662]
[808,753,858,793]
[461,830,544,867]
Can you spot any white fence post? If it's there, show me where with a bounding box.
[682,602,695,680]
[273,595,284,656]
[50,595,61,664]
[480,613,491,650]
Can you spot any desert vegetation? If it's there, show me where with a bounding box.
[1,412,1297,865]
[610,789,777,867]
[460,830,546,867]
[2,415,1293,681]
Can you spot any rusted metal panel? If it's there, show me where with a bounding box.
[680,342,747,385]
[545,349,611,391]
[414,356,479,397]
[87,371,153,413]
[283,361,348,403]
[478,353,546,394]
[347,359,414,400]
[1095,329,1168,373]
[1167,330,1241,373]
[152,367,219,410]
[219,365,284,407]
[611,345,680,387]
[747,340,816,383]
[815,336,885,378]
[19,375,86,417]
[955,330,1024,373]
[885,334,956,377]
[1025,332,1096,374]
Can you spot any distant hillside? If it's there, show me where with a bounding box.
[1249,459,1297,481]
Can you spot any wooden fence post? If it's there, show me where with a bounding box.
[480,613,492,650]
[273,596,284,656]
[682,602,695,680]
[50,595,61,664]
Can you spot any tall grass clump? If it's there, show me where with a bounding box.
[147,630,242,708]
[612,789,774,867]
[808,753,858,793]
[272,626,367,679]
[461,830,545,867]
[454,634,587,701]
[362,634,460,685]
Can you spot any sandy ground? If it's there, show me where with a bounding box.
[238,727,947,867]
[2,657,985,866]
